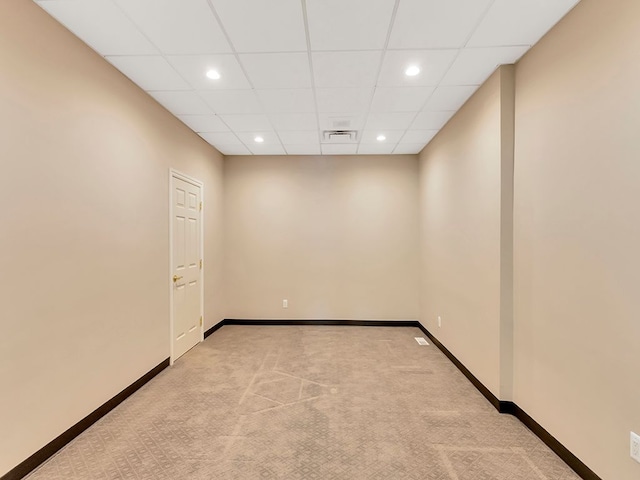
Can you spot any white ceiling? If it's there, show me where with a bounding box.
[34,0,580,156]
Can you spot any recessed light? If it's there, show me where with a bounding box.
[254,136,264,143]
[405,65,420,77]
[206,69,221,80]
[376,134,386,142]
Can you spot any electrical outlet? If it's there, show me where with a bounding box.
[438,316,442,328]
[631,432,640,463]
[282,299,288,309]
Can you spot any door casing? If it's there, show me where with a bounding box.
[169,169,204,365]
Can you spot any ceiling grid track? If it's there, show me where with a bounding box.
[204,0,287,155]
[110,0,244,151]
[33,0,583,156]
[393,0,497,152]
[362,0,401,155]
[300,0,322,154]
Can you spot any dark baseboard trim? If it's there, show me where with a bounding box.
[204,319,417,338]
[507,402,601,480]
[224,318,418,327]
[7,321,601,480]
[215,319,600,480]
[414,322,502,411]
[499,400,517,415]
[2,358,170,480]
[204,319,226,339]
[413,323,601,480]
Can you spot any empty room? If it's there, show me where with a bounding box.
[1,0,639,479]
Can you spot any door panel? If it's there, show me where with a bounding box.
[171,175,202,361]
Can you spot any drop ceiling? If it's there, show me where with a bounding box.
[34,0,580,156]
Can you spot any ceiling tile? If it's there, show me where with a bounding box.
[278,131,320,145]
[467,0,581,47]
[215,144,252,155]
[360,130,405,143]
[166,55,251,90]
[364,113,416,131]
[321,144,358,155]
[36,0,157,55]
[178,115,229,132]
[210,0,307,52]
[106,56,190,90]
[313,51,382,88]
[37,0,578,158]
[401,130,438,144]
[306,0,396,51]
[113,0,230,55]
[36,0,577,157]
[248,144,286,155]
[199,90,262,114]
[358,143,397,155]
[269,114,318,131]
[148,91,212,115]
[377,50,458,87]
[388,0,493,49]
[394,143,425,154]
[199,132,243,145]
[423,86,478,111]
[319,114,367,132]
[441,46,528,86]
[284,145,321,155]
[237,131,280,145]
[218,114,272,131]
[315,88,374,114]
[370,87,435,112]
[256,89,316,113]
[240,53,311,89]
[411,110,455,130]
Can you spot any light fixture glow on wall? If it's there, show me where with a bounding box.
[405,65,420,77]
[254,136,264,143]
[376,134,386,142]
[206,69,221,80]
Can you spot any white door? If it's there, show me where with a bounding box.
[171,173,203,361]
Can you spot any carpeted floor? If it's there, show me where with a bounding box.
[26,326,581,479]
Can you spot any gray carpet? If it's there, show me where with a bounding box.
[26,326,580,479]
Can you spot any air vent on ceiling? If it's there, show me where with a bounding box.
[322,130,358,143]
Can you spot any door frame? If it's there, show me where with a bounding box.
[169,169,204,365]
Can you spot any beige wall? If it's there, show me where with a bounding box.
[0,1,224,475]
[223,155,420,320]
[418,69,511,397]
[513,0,640,478]
[418,0,640,478]
[4,0,640,478]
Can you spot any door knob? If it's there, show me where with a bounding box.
[173,275,183,283]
